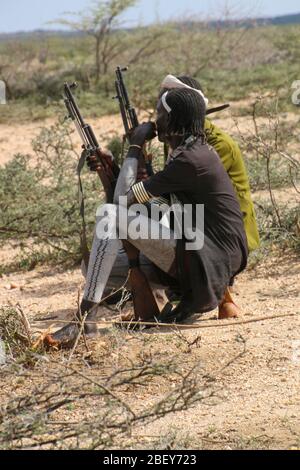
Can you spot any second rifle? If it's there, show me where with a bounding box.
[64,82,120,203]
[114,66,153,176]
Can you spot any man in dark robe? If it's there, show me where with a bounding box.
[159,74,259,318]
[46,87,248,348]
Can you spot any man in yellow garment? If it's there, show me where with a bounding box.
[204,118,260,253]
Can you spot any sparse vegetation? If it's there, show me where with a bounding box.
[237,94,300,255]
[0,2,300,451]
[0,304,218,450]
[0,97,298,275]
[0,119,100,272]
[1,18,300,122]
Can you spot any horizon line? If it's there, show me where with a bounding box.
[0,9,300,35]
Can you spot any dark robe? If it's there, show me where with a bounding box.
[142,138,248,312]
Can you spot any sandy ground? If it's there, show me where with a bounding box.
[0,249,299,449]
[0,112,299,450]
[0,102,298,165]
[0,115,122,166]
[0,105,272,166]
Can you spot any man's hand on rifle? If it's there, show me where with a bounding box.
[129,122,157,147]
[86,149,114,173]
[137,167,149,182]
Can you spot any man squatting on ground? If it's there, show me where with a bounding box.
[159,75,260,315]
[48,80,249,347]
[95,75,259,320]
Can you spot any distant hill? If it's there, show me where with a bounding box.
[0,30,83,41]
[257,12,300,25]
[0,12,300,40]
[207,12,300,29]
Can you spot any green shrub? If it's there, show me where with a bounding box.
[1,23,300,118]
[245,155,292,191]
[255,202,300,252]
[0,120,102,272]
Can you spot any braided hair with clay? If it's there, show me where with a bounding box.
[163,87,206,144]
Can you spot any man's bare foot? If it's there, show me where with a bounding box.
[44,323,80,350]
[218,302,241,319]
[43,299,99,350]
[218,288,241,320]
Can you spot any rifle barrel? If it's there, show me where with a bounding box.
[64,82,100,151]
[115,67,153,177]
[115,80,130,135]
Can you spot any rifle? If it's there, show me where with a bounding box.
[63,82,120,203]
[64,81,160,323]
[114,68,164,321]
[114,66,153,176]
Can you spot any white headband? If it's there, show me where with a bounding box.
[161,91,172,113]
[160,74,209,109]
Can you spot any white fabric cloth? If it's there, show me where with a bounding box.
[83,203,176,303]
[83,156,176,304]
[161,74,209,108]
[83,207,121,303]
[161,91,172,113]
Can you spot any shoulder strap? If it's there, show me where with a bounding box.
[77,150,90,270]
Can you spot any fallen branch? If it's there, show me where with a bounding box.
[34,312,299,331]
[67,312,88,365]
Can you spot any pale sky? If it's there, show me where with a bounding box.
[0,0,299,33]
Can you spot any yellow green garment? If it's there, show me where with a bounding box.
[205,119,260,252]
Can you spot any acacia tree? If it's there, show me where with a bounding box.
[55,0,137,85]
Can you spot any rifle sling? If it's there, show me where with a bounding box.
[77,150,90,271]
